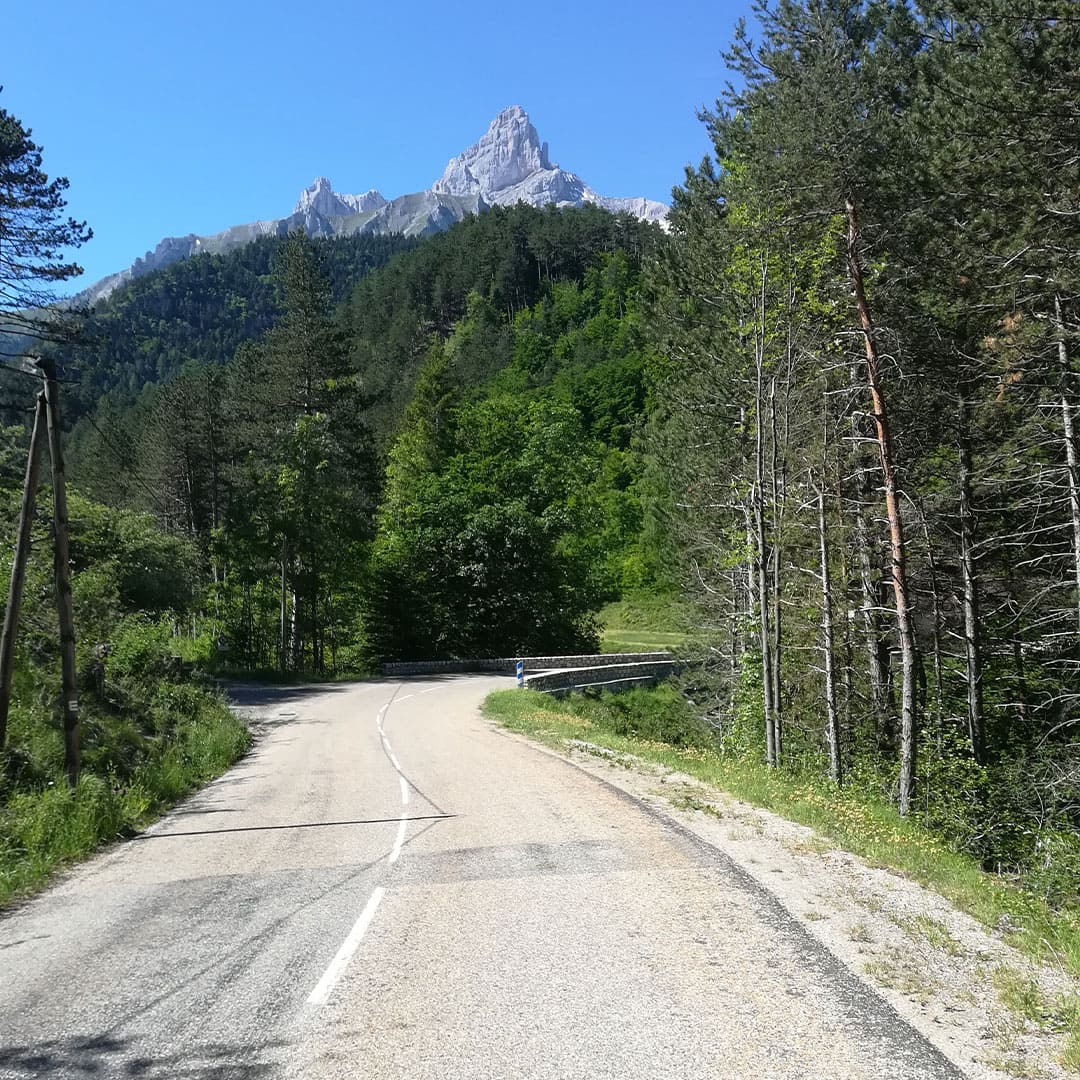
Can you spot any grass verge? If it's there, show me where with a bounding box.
[0,691,249,908]
[483,686,1080,986]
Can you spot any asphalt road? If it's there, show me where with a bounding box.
[0,676,967,1079]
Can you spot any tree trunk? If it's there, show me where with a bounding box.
[769,378,784,764]
[818,476,842,784]
[1012,635,1029,726]
[920,505,945,752]
[854,460,892,741]
[42,363,80,788]
[834,446,854,739]
[846,198,918,815]
[279,539,289,674]
[290,586,301,671]
[0,393,47,750]
[754,481,775,766]
[754,352,776,766]
[1054,295,1080,641]
[958,398,986,764]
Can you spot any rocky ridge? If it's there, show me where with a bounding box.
[76,107,668,306]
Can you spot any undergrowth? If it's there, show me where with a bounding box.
[0,680,249,908]
[0,494,253,909]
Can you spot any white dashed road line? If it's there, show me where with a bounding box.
[307,887,386,1006]
[388,817,408,865]
[308,690,416,1007]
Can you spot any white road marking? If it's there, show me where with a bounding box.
[388,816,408,864]
[399,776,409,804]
[396,693,414,702]
[389,752,401,771]
[307,887,386,1006]
[420,686,441,694]
[381,735,392,754]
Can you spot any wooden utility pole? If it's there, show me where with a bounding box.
[39,358,80,787]
[0,393,48,749]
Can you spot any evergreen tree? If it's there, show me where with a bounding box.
[0,94,91,351]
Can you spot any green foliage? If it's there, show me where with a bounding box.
[0,91,91,345]
[0,472,248,906]
[562,683,716,748]
[343,204,662,439]
[59,204,671,677]
[62,231,413,422]
[367,393,607,658]
[359,222,670,660]
[68,494,201,614]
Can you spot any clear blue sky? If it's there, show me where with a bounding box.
[7,0,749,289]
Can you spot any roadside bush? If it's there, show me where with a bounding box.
[563,683,715,747]
[0,692,248,906]
[0,489,248,908]
[106,614,177,684]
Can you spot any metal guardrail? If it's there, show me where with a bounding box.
[380,653,680,697]
[381,653,672,677]
[523,660,680,696]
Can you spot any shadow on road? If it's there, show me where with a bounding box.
[134,812,455,840]
[221,672,511,710]
[0,1034,287,1077]
[218,681,353,708]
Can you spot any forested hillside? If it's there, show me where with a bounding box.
[67,205,665,669]
[59,231,417,420]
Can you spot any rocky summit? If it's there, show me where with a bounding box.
[77,107,668,305]
[293,177,387,218]
[435,106,668,224]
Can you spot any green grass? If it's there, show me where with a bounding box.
[598,595,691,654]
[483,687,1080,986]
[992,966,1080,1033]
[0,693,250,908]
[897,912,962,956]
[600,629,687,653]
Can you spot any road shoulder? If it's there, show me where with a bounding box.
[489,720,1079,1080]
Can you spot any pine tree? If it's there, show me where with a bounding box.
[0,95,91,350]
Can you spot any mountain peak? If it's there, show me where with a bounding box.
[433,105,555,198]
[75,106,667,306]
[294,177,387,217]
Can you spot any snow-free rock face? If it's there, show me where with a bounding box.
[294,177,387,217]
[583,191,669,225]
[433,105,554,198]
[431,106,669,225]
[77,106,668,306]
